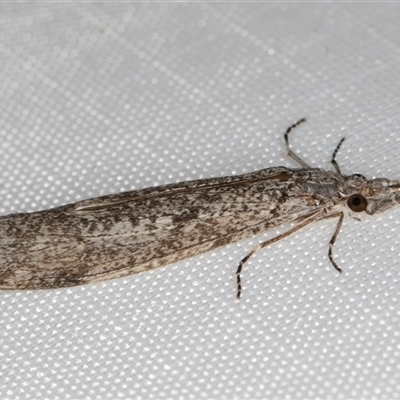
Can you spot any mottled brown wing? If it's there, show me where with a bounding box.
[0,167,321,289]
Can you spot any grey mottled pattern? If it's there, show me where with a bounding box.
[0,164,399,290]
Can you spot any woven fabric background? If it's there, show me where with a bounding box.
[1,3,400,399]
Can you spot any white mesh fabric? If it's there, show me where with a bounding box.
[0,3,400,399]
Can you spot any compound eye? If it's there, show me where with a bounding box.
[347,193,368,212]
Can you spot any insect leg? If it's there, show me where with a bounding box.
[284,118,311,168]
[328,212,344,273]
[331,138,346,174]
[236,212,322,299]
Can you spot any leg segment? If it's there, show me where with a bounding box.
[284,118,310,168]
[331,138,346,174]
[328,212,344,273]
[236,211,345,299]
[236,212,320,299]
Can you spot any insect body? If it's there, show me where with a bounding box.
[0,119,399,298]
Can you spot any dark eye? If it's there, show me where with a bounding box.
[347,194,368,212]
